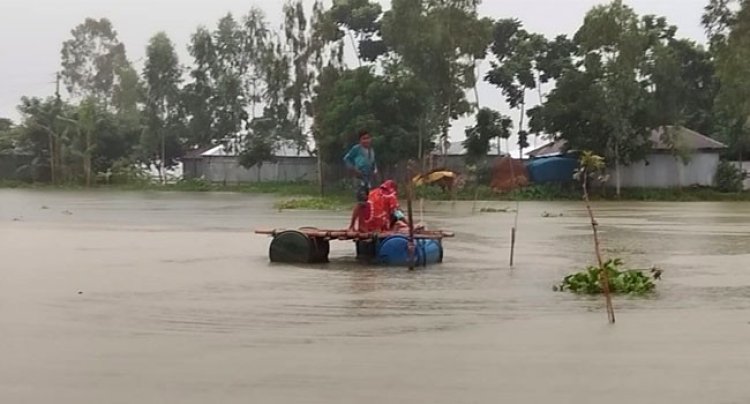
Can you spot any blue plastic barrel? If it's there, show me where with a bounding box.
[526,157,578,184]
[375,235,443,267]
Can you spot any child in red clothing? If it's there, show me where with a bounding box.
[348,180,404,232]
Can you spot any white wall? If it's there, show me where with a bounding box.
[729,161,750,190]
[608,152,720,188]
[200,157,318,184]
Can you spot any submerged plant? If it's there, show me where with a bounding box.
[555,258,661,295]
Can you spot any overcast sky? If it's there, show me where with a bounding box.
[0,0,710,145]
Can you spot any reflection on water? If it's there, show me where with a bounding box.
[1,190,750,404]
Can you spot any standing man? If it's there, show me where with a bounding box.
[344,130,378,231]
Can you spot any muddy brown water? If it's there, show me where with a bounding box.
[1,190,750,403]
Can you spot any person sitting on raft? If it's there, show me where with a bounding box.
[349,180,411,233]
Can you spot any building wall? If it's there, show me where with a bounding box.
[608,152,720,188]
[189,156,318,183]
[182,159,202,180]
[430,155,502,174]
[729,161,750,190]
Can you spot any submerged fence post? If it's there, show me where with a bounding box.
[510,226,516,267]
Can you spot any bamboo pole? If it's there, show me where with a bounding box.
[582,170,615,324]
[406,161,416,270]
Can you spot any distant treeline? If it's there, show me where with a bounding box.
[0,0,749,186]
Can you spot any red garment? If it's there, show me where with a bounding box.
[362,183,399,232]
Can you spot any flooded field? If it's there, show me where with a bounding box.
[1,190,750,403]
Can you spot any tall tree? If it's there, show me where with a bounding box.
[16,97,75,183]
[183,26,218,147]
[59,98,102,187]
[143,32,183,182]
[463,107,513,165]
[314,66,428,177]
[182,10,272,150]
[326,0,385,63]
[283,0,312,148]
[485,19,549,158]
[647,38,718,135]
[0,119,15,152]
[531,1,676,196]
[112,64,142,125]
[60,18,132,107]
[213,13,250,149]
[704,0,750,163]
[380,0,493,160]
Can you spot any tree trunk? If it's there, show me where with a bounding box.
[317,152,324,196]
[160,129,166,185]
[740,149,745,193]
[615,142,621,198]
[518,96,526,160]
[473,59,481,108]
[348,31,362,67]
[418,117,424,172]
[47,133,56,184]
[85,131,92,187]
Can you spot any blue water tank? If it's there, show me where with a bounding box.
[375,235,444,267]
[526,157,578,184]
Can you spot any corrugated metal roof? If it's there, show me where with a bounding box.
[527,141,564,158]
[527,126,726,158]
[433,142,506,156]
[652,126,726,150]
[182,145,216,159]
[201,143,312,158]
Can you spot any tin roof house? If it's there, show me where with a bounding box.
[527,126,726,188]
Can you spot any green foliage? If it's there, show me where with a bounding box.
[5,0,746,193]
[647,39,718,136]
[142,32,184,171]
[314,66,428,169]
[463,108,512,165]
[60,18,132,103]
[238,112,299,170]
[98,159,150,185]
[556,258,660,295]
[529,1,713,193]
[274,196,348,211]
[326,0,385,62]
[380,0,493,148]
[707,0,750,162]
[0,118,16,151]
[715,160,746,192]
[485,19,556,152]
[508,183,579,200]
[182,9,272,148]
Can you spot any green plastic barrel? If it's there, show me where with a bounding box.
[355,240,377,263]
[310,237,330,263]
[269,231,330,264]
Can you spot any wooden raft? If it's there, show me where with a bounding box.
[254,228,455,242]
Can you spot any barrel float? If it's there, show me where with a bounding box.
[356,240,377,263]
[269,230,329,264]
[375,235,443,267]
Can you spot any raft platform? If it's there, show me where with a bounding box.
[255,227,454,266]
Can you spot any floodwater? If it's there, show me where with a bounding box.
[1,190,750,404]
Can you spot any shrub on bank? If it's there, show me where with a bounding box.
[715,161,746,193]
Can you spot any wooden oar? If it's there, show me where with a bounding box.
[406,182,416,270]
